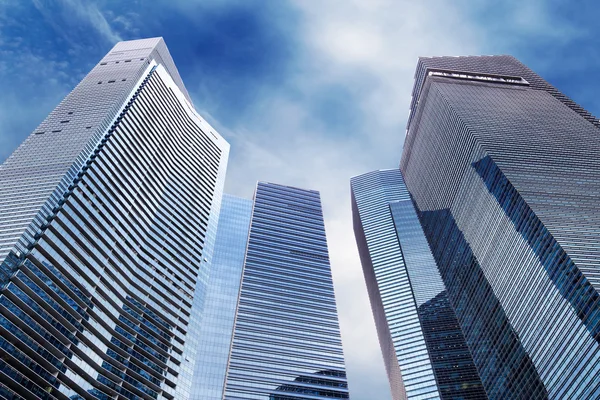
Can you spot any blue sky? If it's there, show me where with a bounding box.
[1,1,600,398]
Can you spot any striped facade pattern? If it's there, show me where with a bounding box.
[401,56,600,399]
[389,196,486,400]
[0,38,190,270]
[351,170,486,400]
[224,182,349,400]
[0,39,229,400]
[351,170,438,400]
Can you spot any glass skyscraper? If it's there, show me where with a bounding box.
[354,55,600,400]
[190,194,252,400]
[0,38,229,400]
[351,169,486,400]
[0,37,351,400]
[223,182,349,400]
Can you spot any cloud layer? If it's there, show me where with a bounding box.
[1,1,600,399]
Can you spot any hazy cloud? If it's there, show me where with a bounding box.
[32,0,122,44]
[0,1,599,399]
[218,3,482,396]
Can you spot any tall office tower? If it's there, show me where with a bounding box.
[351,169,487,400]
[190,194,252,400]
[223,182,350,400]
[399,56,600,399]
[0,38,229,400]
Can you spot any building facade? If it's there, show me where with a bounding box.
[398,56,600,399]
[351,169,486,400]
[0,38,229,400]
[190,194,252,400]
[223,182,350,400]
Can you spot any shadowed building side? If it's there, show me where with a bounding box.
[351,169,486,400]
[401,55,600,399]
[190,194,252,400]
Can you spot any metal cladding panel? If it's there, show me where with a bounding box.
[0,39,229,400]
[224,182,349,400]
[401,57,600,399]
[351,169,486,400]
[190,194,252,400]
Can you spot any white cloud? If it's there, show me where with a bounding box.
[0,0,588,398]
[220,1,583,397]
[32,0,122,44]
[210,1,491,398]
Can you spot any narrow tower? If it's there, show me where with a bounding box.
[223,182,350,399]
[190,194,252,400]
[351,169,486,400]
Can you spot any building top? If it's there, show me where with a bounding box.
[257,180,321,194]
[104,37,192,104]
[407,55,600,131]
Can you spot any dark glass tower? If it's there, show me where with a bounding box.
[399,56,600,399]
[0,38,229,400]
[351,169,486,400]
[223,182,350,399]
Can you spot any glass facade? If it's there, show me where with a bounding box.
[351,169,485,400]
[190,194,252,400]
[400,56,600,399]
[0,38,229,400]
[224,182,349,399]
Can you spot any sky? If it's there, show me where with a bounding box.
[1,1,600,399]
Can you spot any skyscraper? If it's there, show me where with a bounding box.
[190,194,252,400]
[223,182,350,400]
[351,169,486,400]
[0,38,229,400]
[355,55,600,400]
[400,55,600,399]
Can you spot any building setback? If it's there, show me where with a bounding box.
[0,38,229,400]
[397,56,599,399]
[223,182,350,400]
[351,169,486,400]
